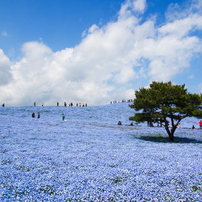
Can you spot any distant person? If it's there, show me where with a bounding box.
[118,121,122,125]
[62,113,65,121]
[199,120,202,129]
[165,122,169,129]
[32,112,35,118]
[130,122,133,126]
[38,112,40,118]
[2,103,5,107]
[177,123,181,128]
[192,125,195,130]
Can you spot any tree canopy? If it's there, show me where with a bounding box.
[129,81,202,141]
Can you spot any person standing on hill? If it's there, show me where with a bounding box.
[199,120,202,129]
[32,112,35,118]
[62,113,65,121]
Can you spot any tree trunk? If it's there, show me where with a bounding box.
[164,119,175,142]
[168,133,174,142]
[165,128,174,142]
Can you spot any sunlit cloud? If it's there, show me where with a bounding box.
[132,0,147,13]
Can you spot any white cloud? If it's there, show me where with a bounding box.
[114,67,136,84]
[158,14,202,38]
[88,24,99,34]
[188,75,194,79]
[8,48,15,58]
[119,0,146,19]
[132,0,146,13]
[0,0,202,106]
[2,31,8,37]
[0,49,12,85]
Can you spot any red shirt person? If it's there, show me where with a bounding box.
[199,120,202,129]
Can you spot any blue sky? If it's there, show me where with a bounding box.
[0,0,202,106]
[1,0,185,55]
[0,0,125,56]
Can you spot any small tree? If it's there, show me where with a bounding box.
[129,81,202,141]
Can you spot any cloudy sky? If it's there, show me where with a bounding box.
[0,0,202,106]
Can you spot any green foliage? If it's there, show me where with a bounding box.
[129,81,202,141]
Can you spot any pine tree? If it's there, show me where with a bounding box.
[129,81,202,141]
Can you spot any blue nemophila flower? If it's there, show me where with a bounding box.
[0,103,202,201]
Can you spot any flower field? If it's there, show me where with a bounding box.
[0,103,202,201]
